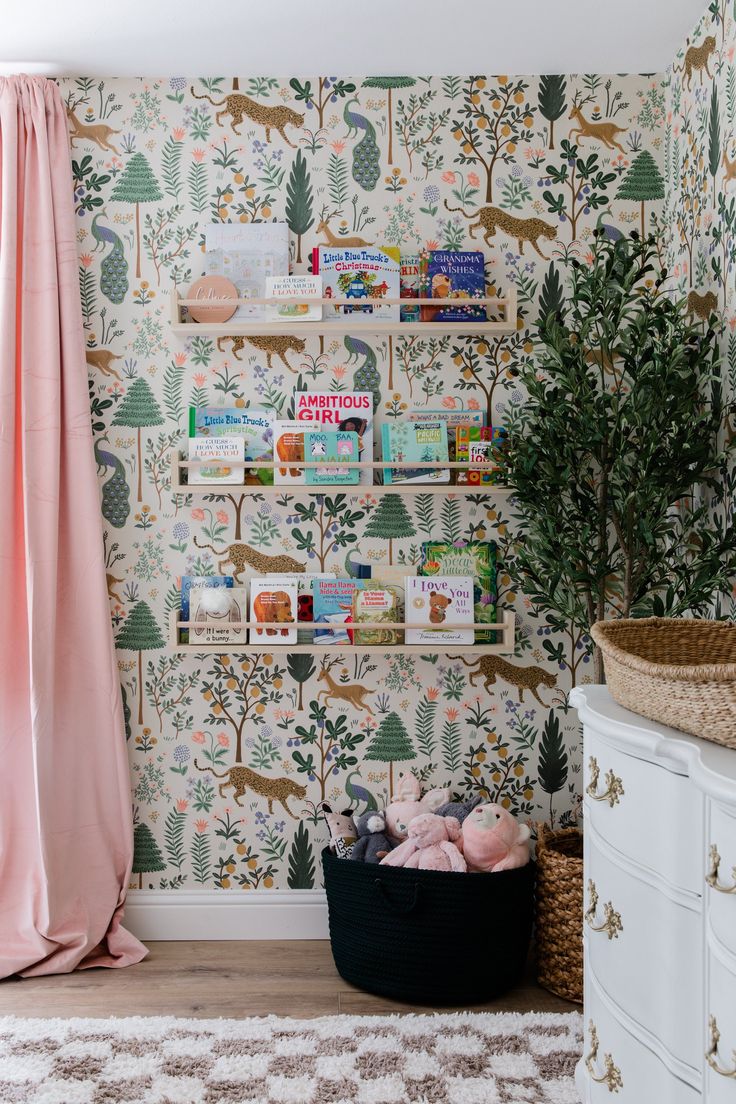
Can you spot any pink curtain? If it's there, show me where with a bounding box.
[0,75,146,977]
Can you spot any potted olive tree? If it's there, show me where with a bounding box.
[497,232,736,684]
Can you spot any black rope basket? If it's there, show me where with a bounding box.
[323,847,535,1004]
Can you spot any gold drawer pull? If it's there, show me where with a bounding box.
[706,845,736,894]
[586,1021,623,1093]
[706,1015,736,1078]
[586,880,623,940]
[587,757,625,807]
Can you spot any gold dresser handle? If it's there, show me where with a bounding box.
[706,844,736,894]
[586,880,623,940]
[586,756,625,807]
[706,1015,736,1078]
[586,1021,623,1093]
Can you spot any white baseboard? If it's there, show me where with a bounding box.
[123,890,329,941]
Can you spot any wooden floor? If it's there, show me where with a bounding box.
[0,940,577,1019]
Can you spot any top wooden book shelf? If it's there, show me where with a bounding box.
[169,289,517,338]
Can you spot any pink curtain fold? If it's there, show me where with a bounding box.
[0,74,146,977]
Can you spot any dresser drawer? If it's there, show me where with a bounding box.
[706,936,736,1102]
[586,832,701,1071]
[584,728,703,893]
[706,801,736,960]
[583,975,699,1104]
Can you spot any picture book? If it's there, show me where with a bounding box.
[188,586,248,645]
[352,585,402,645]
[313,578,360,644]
[304,430,360,485]
[295,572,335,643]
[419,250,487,322]
[381,420,450,485]
[400,253,421,322]
[409,409,485,461]
[204,223,289,320]
[315,246,400,320]
[188,436,245,486]
[180,576,233,644]
[295,391,373,486]
[405,576,475,645]
[249,576,298,644]
[456,425,495,485]
[419,540,498,640]
[261,574,337,644]
[273,420,306,485]
[265,275,322,322]
[188,406,275,485]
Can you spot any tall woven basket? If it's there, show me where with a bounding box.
[591,617,736,748]
[535,825,583,1004]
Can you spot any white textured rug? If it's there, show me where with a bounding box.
[0,1010,583,1103]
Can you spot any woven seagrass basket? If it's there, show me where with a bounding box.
[323,848,535,1005]
[591,617,736,749]
[535,825,583,1004]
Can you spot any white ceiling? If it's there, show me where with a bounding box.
[2,0,706,76]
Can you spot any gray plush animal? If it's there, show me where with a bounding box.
[350,811,395,863]
[436,794,483,824]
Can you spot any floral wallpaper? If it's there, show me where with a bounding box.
[59,73,665,891]
[664,0,736,591]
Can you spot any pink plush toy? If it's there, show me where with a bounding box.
[380,813,467,872]
[461,803,531,873]
[384,773,451,843]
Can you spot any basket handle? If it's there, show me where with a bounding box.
[374,878,421,915]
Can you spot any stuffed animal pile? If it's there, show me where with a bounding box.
[320,772,531,874]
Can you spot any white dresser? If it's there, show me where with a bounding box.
[571,686,736,1102]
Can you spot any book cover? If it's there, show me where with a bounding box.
[204,223,289,320]
[273,420,306,485]
[381,420,450,485]
[295,572,335,643]
[408,409,486,462]
[352,585,401,645]
[419,540,498,640]
[295,391,373,486]
[265,275,322,322]
[261,574,337,644]
[180,576,233,644]
[316,246,400,320]
[313,578,360,644]
[188,436,245,486]
[249,576,298,644]
[419,250,487,322]
[456,425,495,485]
[405,575,475,645]
[400,253,421,322]
[189,585,248,645]
[189,406,274,485]
[304,430,360,485]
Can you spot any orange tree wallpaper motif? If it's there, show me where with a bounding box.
[60,72,666,890]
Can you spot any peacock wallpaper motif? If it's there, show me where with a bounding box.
[61,71,669,892]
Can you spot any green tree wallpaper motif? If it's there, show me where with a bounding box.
[63,70,666,891]
[109,152,163,278]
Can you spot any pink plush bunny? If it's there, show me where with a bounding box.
[380,813,467,872]
[462,803,531,873]
[384,773,451,843]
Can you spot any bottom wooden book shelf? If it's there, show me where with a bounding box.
[168,609,516,655]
